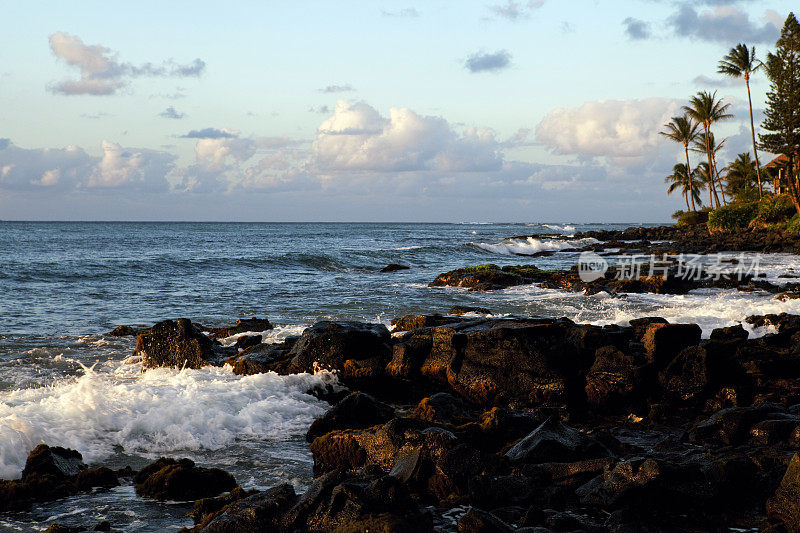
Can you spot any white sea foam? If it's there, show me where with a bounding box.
[471,237,598,256]
[0,364,334,479]
[218,324,308,347]
[541,224,576,234]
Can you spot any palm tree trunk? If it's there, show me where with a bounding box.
[703,125,721,207]
[712,156,727,205]
[745,75,763,198]
[684,145,697,211]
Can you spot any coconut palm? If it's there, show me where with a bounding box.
[665,163,702,212]
[691,132,728,205]
[718,44,764,197]
[725,153,759,201]
[683,91,733,208]
[660,115,701,205]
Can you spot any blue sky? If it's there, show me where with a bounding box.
[0,0,793,221]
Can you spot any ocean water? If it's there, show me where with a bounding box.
[2,221,800,531]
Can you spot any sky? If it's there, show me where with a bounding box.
[0,0,794,222]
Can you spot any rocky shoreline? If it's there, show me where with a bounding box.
[9,308,800,532]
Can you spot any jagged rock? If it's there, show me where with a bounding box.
[75,467,119,491]
[457,507,515,533]
[390,314,464,332]
[209,317,273,339]
[306,392,394,442]
[136,319,228,369]
[107,325,149,337]
[133,457,236,501]
[642,323,701,369]
[412,392,472,425]
[628,317,668,340]
[689,404,788,446]
[226,337,298,375]
[585,346,642,411]
[709,324,749,343]
[289,321,391,382]
[450,306,493,316]
[193,484,296,532]
[767,454,800,533]
[22,444,86,480]
[505,417,609,464]
[233,334,262,350]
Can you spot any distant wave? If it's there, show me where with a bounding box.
[470,236,598,256]
[541,224,576,234]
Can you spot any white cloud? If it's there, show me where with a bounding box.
[86,141,174,190]
[312,100,502,173]
[535,98,682,166]
[48,32,205,96]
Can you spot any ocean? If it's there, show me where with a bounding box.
[2,221,800,531]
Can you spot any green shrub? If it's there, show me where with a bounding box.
[707,202,758,231]
[671,210,685,221]
[788,215,800,236]
[675,210,709,226]
[752,194,797,225]
[463,264,500,273]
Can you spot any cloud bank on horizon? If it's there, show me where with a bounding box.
[0,1,791,221]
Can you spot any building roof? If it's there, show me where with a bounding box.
[763,154,789,168]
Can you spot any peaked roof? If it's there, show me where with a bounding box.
[763,154,789,168]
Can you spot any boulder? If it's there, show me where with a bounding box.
[380,263,410,273]
[209,317,273,339]
[390,314,464,332]
[136,319,227,369]
[709,324,749,343]
[22,444,86,480]
[585,345,642,411]
[289,321,391,382]
[457,508,515,533]
[449,306,493,316]
[133,457,236,501]
[690,404,787,446]
[193,484,297,532]
[767,454,800,533]
[505,417,609,464]
[306,392,394,442]
[628,317,668,341]
[107,325,149,337]
[412,392,472,425]
[226,337,298,376]
[642,323,702,369]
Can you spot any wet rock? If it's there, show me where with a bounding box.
[628,317,668,340]
[233,334,262,350]
[306,392,394,442]
[22,444,86,480]
[449,306,493,316]
[505,417,610,464]
[209,317,273,339]
[133,457,236,501]
[709,324,749,343]
[585,346,642,411]
[289,321,391,382]
[226,337,298,376]
[767,454,800,532]
[476,407,542,452]
[390,314,464,332]
[75,467,119,491]
[380,263,410,272]
[136,319,226,369]
[193,484,297,532]
[690,404,787,446]
[107,325,149,337]
[457,507,515,533]
[642,323,701,369]
[412,392,472,425]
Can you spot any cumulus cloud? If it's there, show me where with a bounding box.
[312,101,502,173]
[48,32,205,96]
[0,140,174,191]
[668,5,779,43]
[159,106,185,119]
[623,17,651,40]
[464,50,512,73]
[319,84,355,93]
[535,98,682,166]
[488,0,544,20]
[180,128,238,139]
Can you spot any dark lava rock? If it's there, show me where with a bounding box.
[449,306,493,316]
[710,324,749,343]
[585,345,642,411]
[689,404,788,446]
[133,457,236,501]
[457,507,515,533]
[767,454,800,533]
[628,317,668,340]
[193,484,297,532]
[136,319,227,369]
[233,334,262,350]
[107,325,149,337]
[75,467,119,491]
[289,321,391,382]
[23,444,86,480]
[505,417,609,464]
[412,392,472,425]
[390,314,465,332]
[306,392,394,442]
[380,263,411,272]
[209,317,272,339]
[226,337,298,376]
[642,322,702,369]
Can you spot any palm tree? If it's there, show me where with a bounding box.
[660,115,701,205]
[665,163,702,211]
[725,153,758,201]
[691,132,728,205]
[718,44,764,197]
[683,91,733,208]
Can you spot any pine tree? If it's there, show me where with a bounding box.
[760,13,800,216]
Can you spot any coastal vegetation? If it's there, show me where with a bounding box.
[661,12,800,229]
